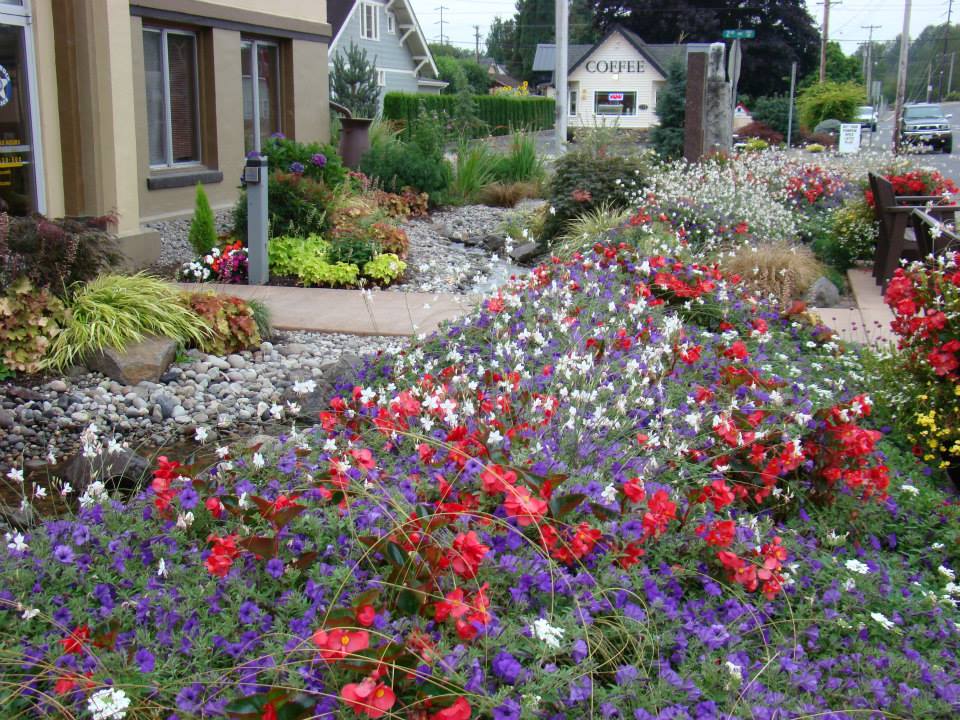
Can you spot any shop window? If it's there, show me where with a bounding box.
[144,27,201,167]
[594,91,636,116]
[242,39,281,153]
[360,3,379,41]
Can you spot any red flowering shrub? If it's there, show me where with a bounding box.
[865,169,958,207]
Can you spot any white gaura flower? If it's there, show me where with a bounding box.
[870,612,895,631]
[194,426,208,444]
[252,452,265,470]
[529,617,565,649]
[938,565,957,582]
[291,379,316,395]
[6,467,24,484]
[60,483,73,497]
[20,605,40,620]
[79,481,107,509]
[845,559,870,575]
[600,484,618,504]
[33,485,46,499]
[900,484,920,496]
[88,687,131,720]
[157,558,168,578]
[216,445,230,459]
[6,532,28,552]
[175,512,194,530]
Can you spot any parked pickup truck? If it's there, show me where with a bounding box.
[899,104,953,154]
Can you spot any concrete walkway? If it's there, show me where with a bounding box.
[185,267,897,346]
[811,268,896,347]
[179,284,479,337]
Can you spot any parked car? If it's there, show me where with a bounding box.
[857,105,878,132]
[898,103,953,154]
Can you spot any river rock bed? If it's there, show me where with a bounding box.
[0,332,402,477]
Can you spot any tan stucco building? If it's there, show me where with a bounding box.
[1,0,332,264]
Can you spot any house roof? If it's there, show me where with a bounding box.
[328,0,440,80]
[533,26,687,79]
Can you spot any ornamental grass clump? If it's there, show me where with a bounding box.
[10,239,960,719]
[47,274,209,369]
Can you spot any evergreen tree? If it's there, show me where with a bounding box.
[651,59,686,159]
[188,183,217,255]
[330,41,380,119]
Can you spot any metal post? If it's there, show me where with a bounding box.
[893,0,911,154]
[554,0,568,150]
[245,154,269,285]
[787,62,797,148]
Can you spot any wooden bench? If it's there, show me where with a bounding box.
[912,208,960,258]
[867,172,958,288]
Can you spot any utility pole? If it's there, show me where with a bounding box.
[938,0,953,100]
[474,25,481,63]
[926,62,932,102]
[554,0,568,151]
[862,24,881,103]
[434,6,448,46]
[950,52,956,97]
[893,0,911,154]
[818,0,839,83]
[787,62,797,148]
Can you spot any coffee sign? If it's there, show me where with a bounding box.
[584,60,646,74]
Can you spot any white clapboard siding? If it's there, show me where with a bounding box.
[568,32,666,129]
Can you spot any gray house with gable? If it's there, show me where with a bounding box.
[328,0,446,108]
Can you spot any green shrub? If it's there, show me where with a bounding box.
[329,41,380,120]
[48,274,210,369]
[492,131,545,184]
[750,94,799,143]
[806,142,825,153]
[449,139,498,204]
[233,171,334,240]
[327,231,379,267]
[359,141,452,197]
[0,214,120,295]
[261,135,346,188]
[812,197,878,271]
[363,253,407,284]
[382,92,554,138]
[181,292,261,355]
[0,276,65,374]
[796,81,864,129]
[651,59,686,159]
[744,138,770,152]
[188,183,218,256]
[246,298,272,340]
[268,235,331,278]
[542,149,649,241]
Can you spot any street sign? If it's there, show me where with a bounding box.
[839,124,862,154]
[722,29,756,39]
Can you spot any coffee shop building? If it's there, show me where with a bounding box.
[0,0,332,265]
[533,26,687,129]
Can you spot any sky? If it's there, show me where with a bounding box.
[407,0,952,57]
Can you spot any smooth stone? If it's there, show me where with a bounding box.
[46,380,68,393]
[156,394,177,419]
[85,336,177,385]
[278,343,310,356]
[806,276,841,307]
[174,414,191,424]
[509,241,541,264]
[227,354,246,368]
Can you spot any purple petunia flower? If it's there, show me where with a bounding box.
[72,524,91,546]
[492,651,522,684]
[238,600,260,625]
[53,545,75,564]
[492,698,521,720]
[616,664,639,686]
[178,487,199,510]
[311,153,327,167]
[265,557,284,580]
[175,683,203,713]
[135,647,155,673]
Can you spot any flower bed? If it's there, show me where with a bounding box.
[4,242,958,719]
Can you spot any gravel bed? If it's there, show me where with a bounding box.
[0,331,400,478]
[146,208,235,270]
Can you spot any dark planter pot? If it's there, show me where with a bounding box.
[339,118,373,169]
[947,464,960,492]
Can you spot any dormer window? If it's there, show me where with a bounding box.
[386,11,396,34]
[360,3,379,41]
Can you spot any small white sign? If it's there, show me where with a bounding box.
[838,123,861,153]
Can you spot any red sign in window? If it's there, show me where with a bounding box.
[608,92,624,102]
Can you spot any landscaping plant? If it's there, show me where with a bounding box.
[260,134,346,189]
[233,171,334,240]
[47,274,210,369]
[0,276,64,374]
[180,240,249,283]
[7,241,960,720]
[188,183,218,256]
[330,41,381,120]
[181,292,261,355]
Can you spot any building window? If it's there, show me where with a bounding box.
[568,83,578,116]
[386,11,395,34]
[143,28,200,167]
[241,39,281,153]
[360,3,379,41]
[376,69,386,87]
[594,91,636,116]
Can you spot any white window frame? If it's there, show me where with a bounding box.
[594,90,637,117]
[242,38,281,154]
[360,3,379,41]
[145,27,202,169]
[376,69,386,87]
[568,83,578,116]
[385,11,395,34]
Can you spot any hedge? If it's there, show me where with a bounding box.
[382,92,555,136]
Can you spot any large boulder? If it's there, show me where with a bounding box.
[805,276,841,307]
[61,447,152,495]
[509,241,542,264]
[283,353,366,421]
[86,337,177,385]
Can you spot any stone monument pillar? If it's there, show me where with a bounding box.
[684,43,733,161]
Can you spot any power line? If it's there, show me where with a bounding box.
[435,5,449,46]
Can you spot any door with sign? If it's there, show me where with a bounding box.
[0,24,35,215]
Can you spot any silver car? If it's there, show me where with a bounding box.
[856,105,877,132]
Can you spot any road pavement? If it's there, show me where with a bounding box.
[863,101,959,180]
